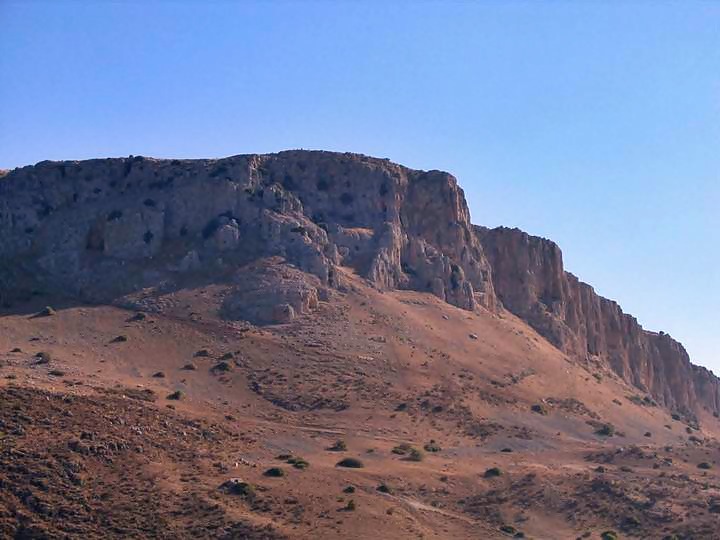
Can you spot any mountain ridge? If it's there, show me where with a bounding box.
[0,150,716,421]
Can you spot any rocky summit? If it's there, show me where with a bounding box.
[1,150,719,539]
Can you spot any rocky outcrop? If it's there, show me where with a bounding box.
[0,151,495,313]
[476,226,719,417]
[0,150,715,418]
[221,258,323,325]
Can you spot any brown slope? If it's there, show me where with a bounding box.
[2,266,720,539]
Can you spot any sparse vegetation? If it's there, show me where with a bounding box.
[336,458,364,469]
[33,306,56,318]
[697,462,712,470]
[166,390,184,400]
[328,439,347,452]
[286,456,309,469]
[221,479,255,500]
[212,361,232,373]
[34,351,52,364]
[392,443,412,455]
[484,467,502,478]
[424,440,442,452]
[531,403,548,415]
[264,467,285,477]
[595,423,615,437]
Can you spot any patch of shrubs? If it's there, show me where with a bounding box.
[264,467,285,478]
[484,467,502,478]
[285,456,309,469]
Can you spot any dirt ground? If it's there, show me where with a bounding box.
[1,269,719,539]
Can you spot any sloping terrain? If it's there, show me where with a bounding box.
[1,266,719,539]
[1,151,718,538]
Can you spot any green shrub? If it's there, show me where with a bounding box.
[328,440,347,451]
[34,351,51,364]
[392,443,411,455]
[423,440,442,452]
[531,404,548,415]
[166,390,184,400]
[221,479,255,500]
[287,457,309,469]
[336,458,364,468]
[595,423,615,437]
[264,467,285,477]
[212,361,233,372]
[484,467,502,478]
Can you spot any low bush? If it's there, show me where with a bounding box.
[328,440,347,452]
[336,458,364,469]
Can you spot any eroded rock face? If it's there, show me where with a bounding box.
[476,226,720,417]
[0,150,716,419]
[0,151,495,312]
[221,258,321,325]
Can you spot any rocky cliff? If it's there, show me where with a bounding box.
[0,150,716,418]
[476,226,720,418]
[0,151,495,314]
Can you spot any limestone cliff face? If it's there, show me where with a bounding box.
[0,151,495,313]
[1,150,715,417]
[476,226,719,417]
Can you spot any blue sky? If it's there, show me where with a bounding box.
[1,1,718,371]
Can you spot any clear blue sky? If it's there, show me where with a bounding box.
[1,1,718,371]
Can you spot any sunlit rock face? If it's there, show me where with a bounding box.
[476,225,720,417]
[0,149,716,418]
